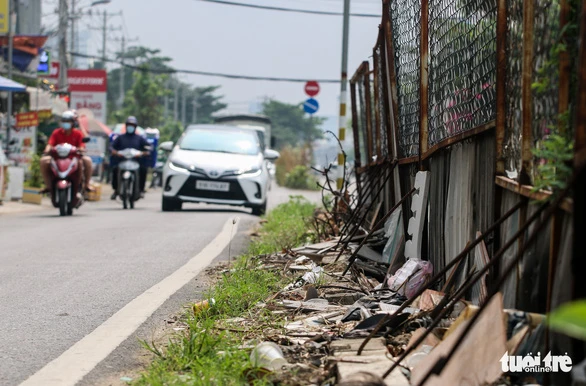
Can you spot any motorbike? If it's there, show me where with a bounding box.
[117,148,145,209]
[49,139,89,216]
[150,161,164,189]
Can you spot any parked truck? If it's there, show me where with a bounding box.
[213,114,273,151]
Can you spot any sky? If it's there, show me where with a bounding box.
[42,0,382,120]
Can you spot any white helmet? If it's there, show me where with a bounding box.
[61,110,75,122]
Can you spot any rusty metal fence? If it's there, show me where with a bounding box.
[348,0,583,318]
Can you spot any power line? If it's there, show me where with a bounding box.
[193,0,381,18]
[70,51,340,83]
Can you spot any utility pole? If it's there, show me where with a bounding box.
[118,35,124,107]
[70,0,76,68]
[336,0,351,190]
[181,87,187,126]
[173,81,179,121]
[113,33,138,108]
[192,94,198,124]
[5,0,14,157]
[58,0,69,92]
[90,10,121,69]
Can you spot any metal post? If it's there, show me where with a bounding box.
[5,0,14,157]
[101,11,107,66]
[520,0,535,183]
[337,0,351,190]
[58,0,68,92]
[495,0,507,175]
[173,82,179,121]
[181,87,187,126]
[118,35,125,108]
[192,94,198,124]
[70,0,75,68]
[419,0,429,168]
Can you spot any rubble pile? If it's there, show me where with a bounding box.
[225,235,550,386]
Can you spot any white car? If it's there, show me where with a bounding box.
[160,124,279,215]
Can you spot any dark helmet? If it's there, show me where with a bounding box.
[125,116,138,127]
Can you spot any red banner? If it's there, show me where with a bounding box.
[15,112,39,128]
[68,69,108,92]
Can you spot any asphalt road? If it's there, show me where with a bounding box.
[0,184,321,386]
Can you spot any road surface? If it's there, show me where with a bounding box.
[0,184,321,385]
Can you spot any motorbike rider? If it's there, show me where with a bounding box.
[110,116,150,200]
[40,111,94,193]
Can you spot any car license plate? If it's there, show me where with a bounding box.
[196,180,230,192]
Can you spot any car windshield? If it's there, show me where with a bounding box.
[179,129,260,155]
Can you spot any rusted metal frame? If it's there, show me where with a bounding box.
[337,165,382,244]
[495,175,574,213]
[413,184,572,385]
[545,208,563,357]
[357,200,526,356]
[338,164,386,240]
[520,0,535,183]
[350,78,363,196]
[495,0,508,175]
[418,0,430,170]
[383,1,403,206]
[572,0,586,328]
[334,160,398,263]
[397,155,419,165]
[576,0,586,166]
[373,29,384,159]
[421,121,496,161]
[342,186,416,275]
[558,0,571,132]
[364,62,375,166]
[381,198,553,378]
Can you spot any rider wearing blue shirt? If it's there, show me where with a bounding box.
[110,116,150,200]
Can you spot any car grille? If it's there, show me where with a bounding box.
[177,176,247,201]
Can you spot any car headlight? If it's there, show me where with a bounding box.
[239,166,261,176]
[169,160,190,172]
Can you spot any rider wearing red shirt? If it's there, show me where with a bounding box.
[40,111,94,193]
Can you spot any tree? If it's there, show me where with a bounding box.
[191,86,228,124]
[159,120,184,144]
[261,99,324,149]
[120,68,168,128]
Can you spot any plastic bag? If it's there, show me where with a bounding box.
[387,258,433,299]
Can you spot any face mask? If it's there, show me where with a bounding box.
[62,122,72,130]
[127,126,136,134]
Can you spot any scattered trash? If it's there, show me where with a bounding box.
[387,258,434,299]
[250,342,289,371]
[192,298,216,314]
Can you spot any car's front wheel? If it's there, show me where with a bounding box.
[162,196,182,212]
[251,201,267,216]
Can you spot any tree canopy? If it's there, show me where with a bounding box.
[261,99,324,149]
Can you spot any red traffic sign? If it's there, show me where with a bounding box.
[304,81,320,97]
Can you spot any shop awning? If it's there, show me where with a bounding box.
[0,76,26,92]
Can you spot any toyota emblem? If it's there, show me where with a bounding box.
[209,171,219,177]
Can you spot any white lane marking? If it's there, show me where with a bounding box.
[20,217,240,386]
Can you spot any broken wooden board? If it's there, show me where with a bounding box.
[411,293,507,386]
[330,337,387,355]
[335,355,410,386]
[275,300,344,313]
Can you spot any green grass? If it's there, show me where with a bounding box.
[133,197,318,386]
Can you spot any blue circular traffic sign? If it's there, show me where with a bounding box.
[303,98,319,114]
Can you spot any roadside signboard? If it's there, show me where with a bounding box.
[304,81,320,97]
[16,112,39,128]
[68,69,108,123]
[303,98,320,115]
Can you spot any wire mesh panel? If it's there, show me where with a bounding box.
[428,0,497,147]
[375,44,390,159]
[357,72,371,163]
[503,0,523,176]
[532,0,560,183]
[390,0,421,159]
